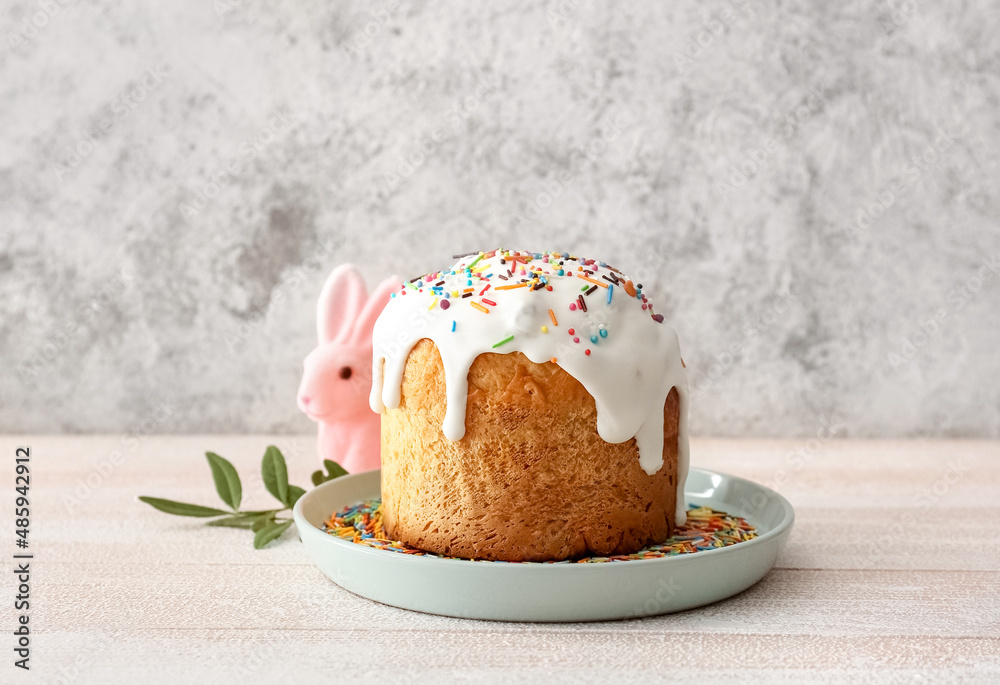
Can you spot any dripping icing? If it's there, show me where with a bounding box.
[370,249,690,525]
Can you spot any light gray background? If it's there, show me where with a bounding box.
[2,0,998,437]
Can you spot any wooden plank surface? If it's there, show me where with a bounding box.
[1,436,997,683]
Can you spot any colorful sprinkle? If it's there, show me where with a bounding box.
[392,249,668,347]
[492,334,514,348]
[323,500,758,564]
[451,320,456,332]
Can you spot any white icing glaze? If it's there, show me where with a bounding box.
[370,249,690,525]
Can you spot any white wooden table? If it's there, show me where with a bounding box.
[2,436,998,683]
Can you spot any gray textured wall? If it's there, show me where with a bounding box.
[2,0,998,438]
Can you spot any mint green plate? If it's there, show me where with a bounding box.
[293,467,794,622]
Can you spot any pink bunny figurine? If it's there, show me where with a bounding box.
[297,264,400,474]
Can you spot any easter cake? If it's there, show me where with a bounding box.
[369,249,689,562]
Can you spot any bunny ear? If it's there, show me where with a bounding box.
[317,264,368,344]
[349,275,401,346]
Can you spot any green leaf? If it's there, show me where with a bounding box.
[206,515,256,528]
[252,511,275,532]
[286,485,306,507]
[138,496,230,518]
[261,446,289,505]
[253,519,293,549]
[205,511,275,528]
[311,460,349,487]
[205,451,242,511]
[323,459,349,479]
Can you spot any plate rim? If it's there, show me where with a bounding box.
[293,466,795,569]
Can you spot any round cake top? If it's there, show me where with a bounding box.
[369,248,690,524]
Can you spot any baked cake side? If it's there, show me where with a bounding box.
[380,340,679,561]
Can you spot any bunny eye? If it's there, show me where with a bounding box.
[339,366,353,380]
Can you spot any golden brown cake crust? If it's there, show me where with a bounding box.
[380,338,680,562]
